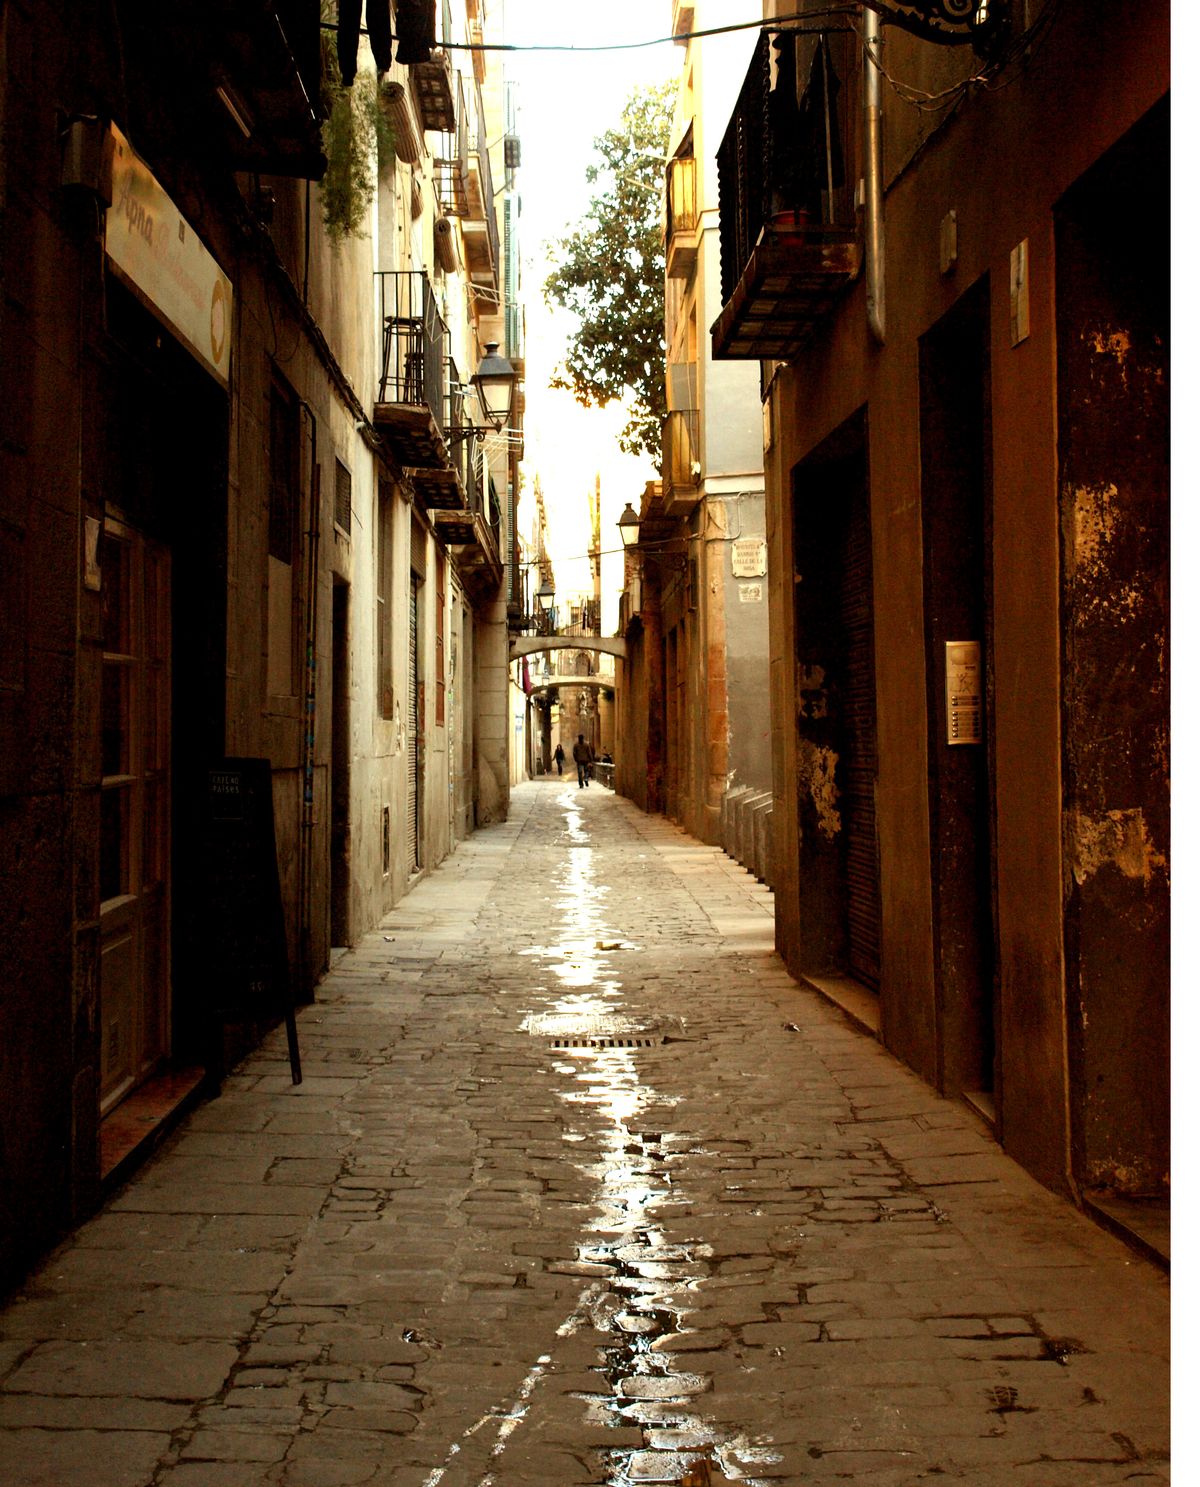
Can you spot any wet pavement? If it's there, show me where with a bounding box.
[0,780,1170,1485]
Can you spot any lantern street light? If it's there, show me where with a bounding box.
[472,343,517,429]
[617,503,641,548]
[446,342,518,446]
[535,575,556,635]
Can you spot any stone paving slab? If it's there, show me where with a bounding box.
[0,780,1170,1485]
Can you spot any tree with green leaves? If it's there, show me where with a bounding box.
[544,85,675,462]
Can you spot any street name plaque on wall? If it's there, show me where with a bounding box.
[200,758,302,1082]
[731,538,767,578]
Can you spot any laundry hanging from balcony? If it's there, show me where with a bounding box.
[338,0,396,84]
[395,0,437,67]
[338,0,436,84]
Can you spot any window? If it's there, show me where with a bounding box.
[335,458,352,535]
[267,375,300,696]
[435,548,446,726]
[377,483,394,717]
[268,380,299,563]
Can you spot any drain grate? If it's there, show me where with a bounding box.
[525,1013,685,1041]
[551,1036,661,1050]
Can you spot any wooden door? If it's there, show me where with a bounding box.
[99,518,171,1113]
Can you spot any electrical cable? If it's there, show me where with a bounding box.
[318,9,860,56]
[852,0,1067,114]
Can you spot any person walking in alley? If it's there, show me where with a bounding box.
[572,733,594,787]
[553,742,565,776]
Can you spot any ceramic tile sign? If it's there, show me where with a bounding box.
[732,538,767,578]
[945,640,983,745]
[106,123,233,386]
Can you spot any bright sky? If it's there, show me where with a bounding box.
[502,0,678,629]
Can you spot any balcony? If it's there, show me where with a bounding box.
[373,272,465,509]
[665,155,699,281]
[433,467,503,589]
[662,409,701,514]
[160,0,325,178]
[435,79,499,287]
[411,49,455,132]
[712,30,861,362]
[462,140,499,286]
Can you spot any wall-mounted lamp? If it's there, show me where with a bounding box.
[617,503,641,549]
[446,343,518,447]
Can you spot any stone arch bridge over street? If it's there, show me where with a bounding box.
[509,636,626,661]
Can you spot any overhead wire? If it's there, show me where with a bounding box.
[851,0,1068,114]
[318,9,860,56]
[320,4,1060,118]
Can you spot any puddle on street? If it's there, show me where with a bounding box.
[523,792,781,1486]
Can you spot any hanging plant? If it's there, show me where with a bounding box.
[319,16,395,242]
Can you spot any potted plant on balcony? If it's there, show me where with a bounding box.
[770,206,813,243]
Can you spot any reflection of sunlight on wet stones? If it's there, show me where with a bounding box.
[645,1426,722,1453]
[614,1311,658,1333]
[625,1448,710,1481]
[614,1242,692,1263]
[618,1373,710,1399]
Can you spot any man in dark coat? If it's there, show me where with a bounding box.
[571,734,594,788]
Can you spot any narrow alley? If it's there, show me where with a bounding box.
[0,781,1169,1487]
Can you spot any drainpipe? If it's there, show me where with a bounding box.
[864,5,886,345]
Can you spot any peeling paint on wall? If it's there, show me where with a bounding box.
[797,738,840,838]
[1066,806,1167,886]
[1087,327,1132,383]
[1065,481,1119,573]
[795,663,828,719]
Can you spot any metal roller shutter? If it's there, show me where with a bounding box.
[839,498,881,990]
[407,584,420,874]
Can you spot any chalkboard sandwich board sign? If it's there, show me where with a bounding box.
[200,757,301,1083]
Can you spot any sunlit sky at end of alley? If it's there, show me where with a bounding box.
[502,0,680,626]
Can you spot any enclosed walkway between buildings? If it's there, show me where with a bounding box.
[0,781,1168,1485]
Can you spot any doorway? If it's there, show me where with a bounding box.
[99,518,171,1113]
[792,411,880,988]
[330,578,350,947]
[919,278,998,1106]
[407,573,423,874]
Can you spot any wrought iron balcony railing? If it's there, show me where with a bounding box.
[713,28,861,360]
[433,74,499,283]
[376,271,448,421]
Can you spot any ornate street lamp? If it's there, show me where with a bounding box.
[446,343,518,446]
[472,342,517,429]
[617,502,641,549]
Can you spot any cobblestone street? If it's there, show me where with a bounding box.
[0,780,1170,1485]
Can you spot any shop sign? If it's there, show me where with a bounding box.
[105,124,233,386]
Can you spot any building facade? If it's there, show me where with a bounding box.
[0,0,523,1288]
[711,0,1168,1216]
[616,0,771,879]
